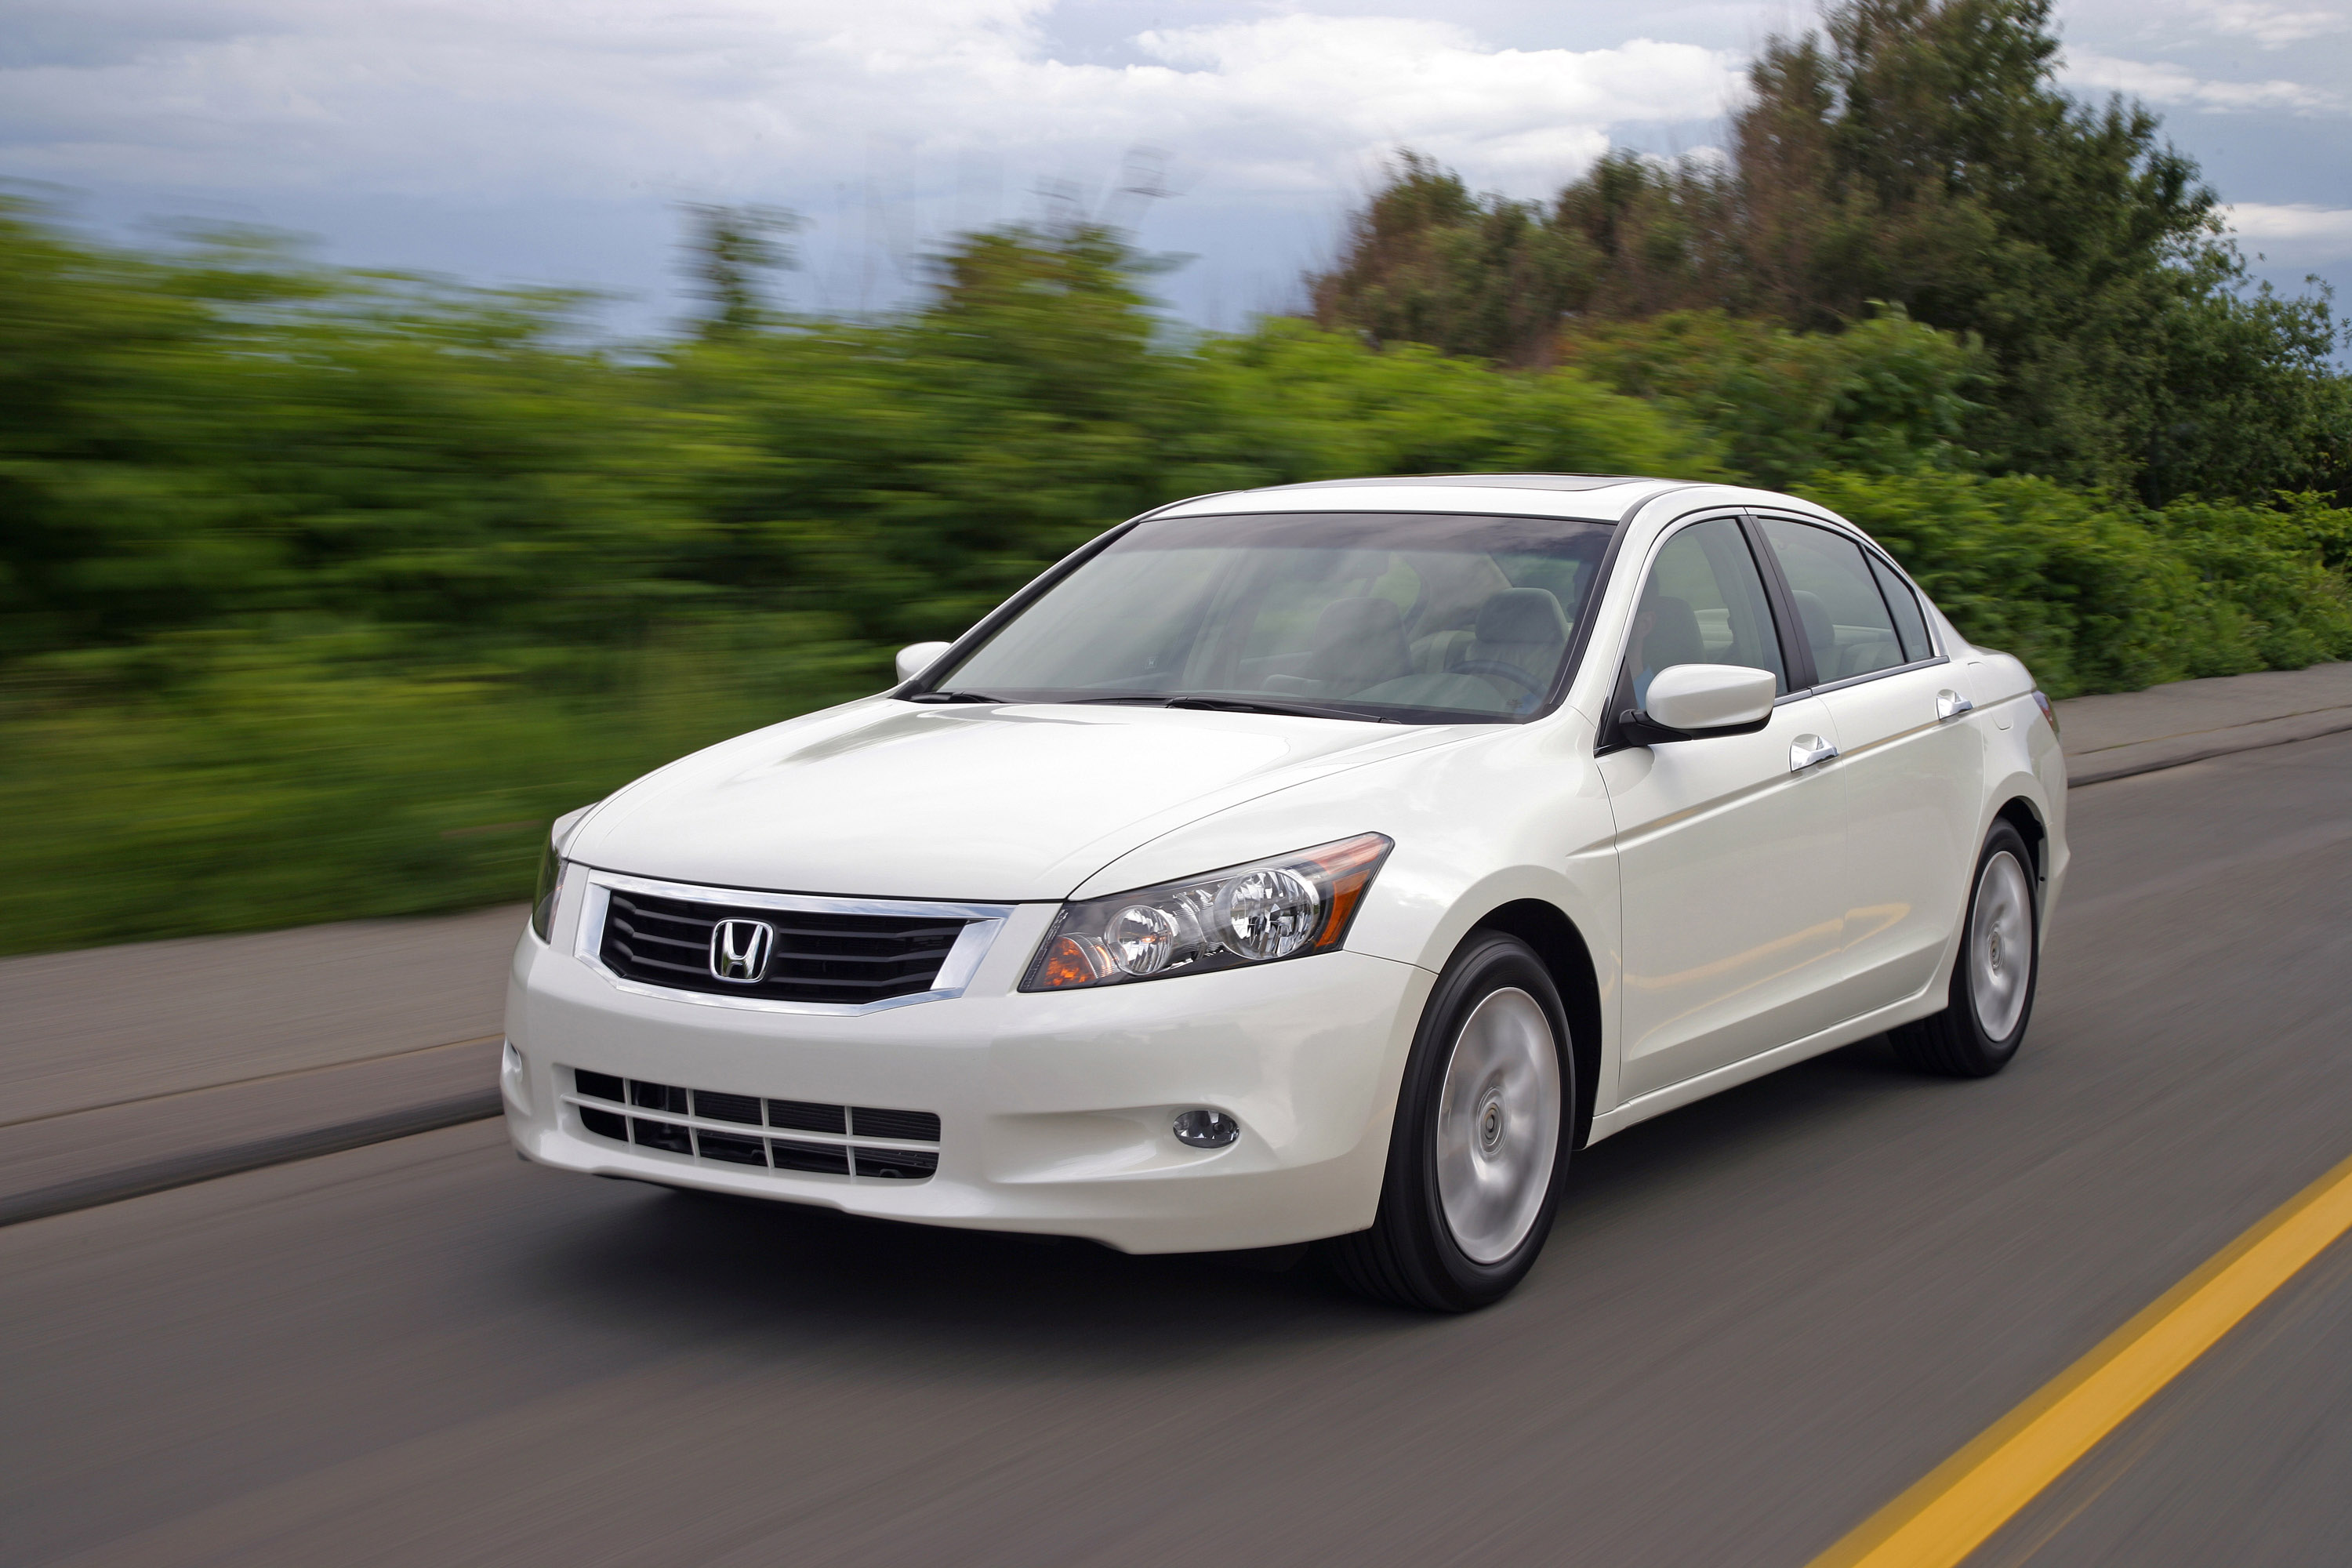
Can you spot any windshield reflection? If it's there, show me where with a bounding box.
[927,511,1615,723]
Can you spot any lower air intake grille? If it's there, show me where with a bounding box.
[598,889,971,1006]
[568,1068,939,1181]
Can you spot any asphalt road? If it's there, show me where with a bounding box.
[6,731,2350,1568]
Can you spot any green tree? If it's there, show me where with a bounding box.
[1308,0,2351,504]
[1729,0,2345,500]
[2,201,2346,954]
[1559,306,1985,487]
[682,203,803,336]
[1308,153,1599,365]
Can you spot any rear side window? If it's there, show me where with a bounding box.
[1866,554,1934,662]
[1757,517,1905,684]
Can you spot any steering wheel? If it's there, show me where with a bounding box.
[1453,658,1542,695]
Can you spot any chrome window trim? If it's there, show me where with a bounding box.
[1802,653,1954,699]
[572,868,1014,1017]
[1743,506,1947,660]
[1606,507,1955,720]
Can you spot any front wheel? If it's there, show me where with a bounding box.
[1326,932,1573,1312]
[1893,821,2040,1078]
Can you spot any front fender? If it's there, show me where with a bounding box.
[1070,711,1627,1116]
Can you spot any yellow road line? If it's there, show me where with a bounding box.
[1809,1148,2352,1568]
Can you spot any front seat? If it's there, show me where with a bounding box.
[1638,593,1706,674]
[1459,587,1570,706]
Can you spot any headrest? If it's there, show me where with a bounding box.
[1473,587,1569,647]
[1641,594,1706,670]
[1312,595,1404,649]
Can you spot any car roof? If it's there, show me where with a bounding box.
[1251,474,1661,494]
[1149,474,1721,523]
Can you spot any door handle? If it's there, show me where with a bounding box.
[1790,734,1838,771]
[1937,689,1974,723]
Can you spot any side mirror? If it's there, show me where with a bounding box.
[1644,663,1777,734]
[895,641,954,684]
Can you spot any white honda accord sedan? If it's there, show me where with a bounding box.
[504,474,2066,1309]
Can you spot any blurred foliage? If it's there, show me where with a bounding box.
[1308,0,2352,508]
[0,198,1715,951]
[2,188,2348,953]
[1559,307,1989,488]
[1795,474,2352,695]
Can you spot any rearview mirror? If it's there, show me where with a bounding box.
[1644,663,1777,734]
[895,641,954,684]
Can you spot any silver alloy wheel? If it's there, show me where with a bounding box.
[1968,850,2034,1040]
[1434,986,1562,1265]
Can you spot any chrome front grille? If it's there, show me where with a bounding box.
[568,1068,940,1180]
[600,888,969,1005]
[575,872,1011,1015]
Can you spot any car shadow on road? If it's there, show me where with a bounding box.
[524,1171,1389,1378]
[520,1034,1944,1374]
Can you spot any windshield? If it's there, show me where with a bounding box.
[926,510,1615,722]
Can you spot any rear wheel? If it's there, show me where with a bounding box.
[1327,932,1573,1312]
[1893,821,2039,1077]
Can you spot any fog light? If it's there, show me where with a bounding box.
[1172,1108,1240,1149]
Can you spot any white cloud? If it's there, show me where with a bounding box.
[2223,201,2352,260]
[2065,50,2344,111]
[2190,0,2348,46]
[0,1,1741,208]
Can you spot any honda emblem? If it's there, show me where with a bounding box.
[710,918,774,983]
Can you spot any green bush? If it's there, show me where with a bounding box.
[0,207,1721,952]
[1,199,2347,953]
[1559,307,1986,488]
[1795,471,2352,695]
[0,619,884,952]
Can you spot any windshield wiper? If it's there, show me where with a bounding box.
[1163,696,1396,724]
[903,689,1006,704]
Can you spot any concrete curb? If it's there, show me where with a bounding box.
[2067,710,2352,786]
[2055,662,2352,786]
[0,1091,499,1228]
[0,1035,503,1228]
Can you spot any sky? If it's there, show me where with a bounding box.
[3,0,2348,337]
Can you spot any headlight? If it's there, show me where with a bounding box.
[530,833,564,942]
[532,803,597,943]
[1022,833,1393,992]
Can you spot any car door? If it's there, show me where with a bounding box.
[1598,514,1849,1102]
[1752,514,1981,1017]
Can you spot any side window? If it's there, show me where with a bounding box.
[1628,517,1788,709]
[1758,517,1904,684]
[1866,553,1934,662]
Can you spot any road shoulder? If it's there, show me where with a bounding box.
[2056,661,2352,785]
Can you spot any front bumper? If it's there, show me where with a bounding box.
[502,905,1432,1254]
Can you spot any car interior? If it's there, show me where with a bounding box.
[1793,590,1904,681]
[1246,557,1583,713]
[940,517,1613,717]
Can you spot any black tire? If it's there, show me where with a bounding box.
[1326,932,1574,1312]
[1892,821,2039,1078]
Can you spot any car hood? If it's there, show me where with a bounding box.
[565,699,1477,902]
